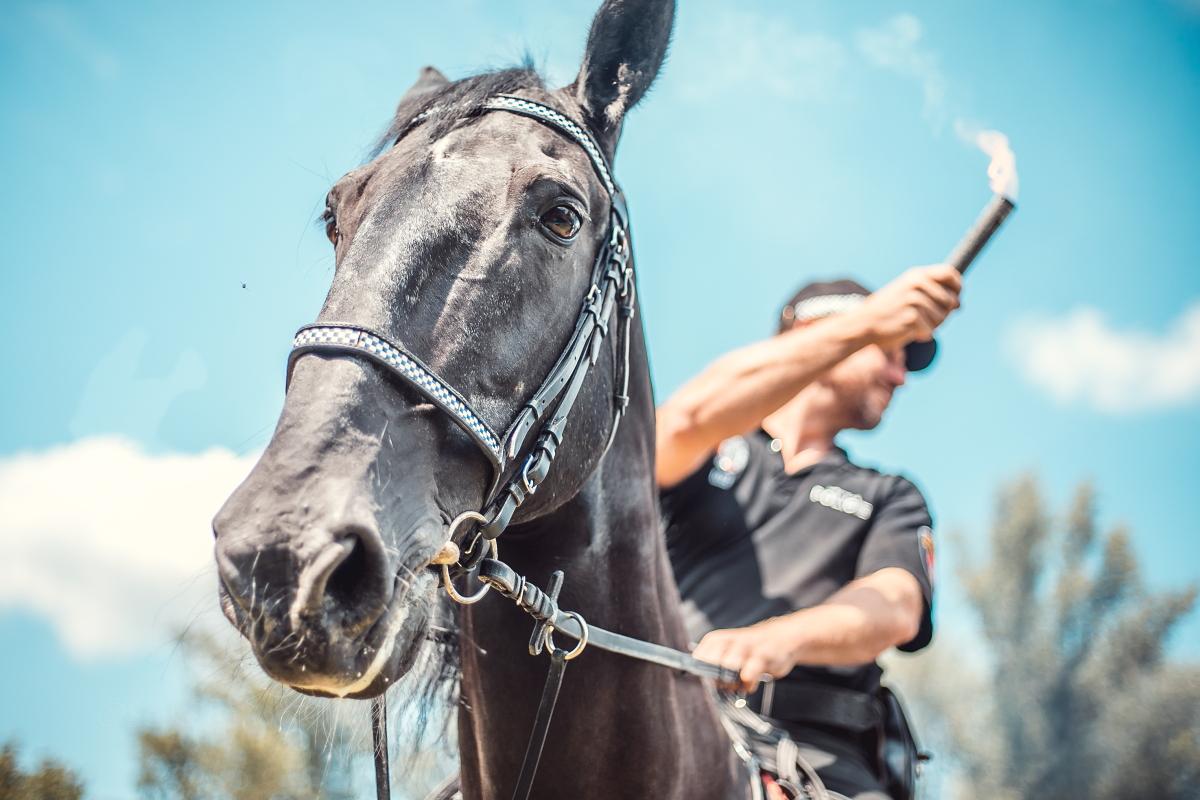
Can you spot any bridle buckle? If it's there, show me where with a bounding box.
[521,457,540,495]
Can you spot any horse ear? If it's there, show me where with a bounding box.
[394,66,450,120]
[570,0,675,159]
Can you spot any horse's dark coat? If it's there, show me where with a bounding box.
[212,1,745,796]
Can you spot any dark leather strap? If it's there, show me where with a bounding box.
[479,226,630,538]
[749,681,883,733]
[512,649,568,800]
[501,251,625,453]
[477,558,743,685]
[370,697,390,799]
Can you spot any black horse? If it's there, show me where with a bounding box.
[212,1,748,796]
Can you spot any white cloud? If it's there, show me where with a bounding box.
[0,437,258,659]
[855,14,947,128]
[1008,303,1200,413]
[673,9,962,127]
[675,9,847,102]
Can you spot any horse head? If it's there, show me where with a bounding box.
[212,0,674,699]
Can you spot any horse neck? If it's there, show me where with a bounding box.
[454,328,743,800]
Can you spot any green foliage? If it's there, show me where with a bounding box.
[134,630,456,800]
[0,743,84,800]
[891,476,1200,800]
[135,631,362,800]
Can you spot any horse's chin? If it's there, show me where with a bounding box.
[220,569,439,699]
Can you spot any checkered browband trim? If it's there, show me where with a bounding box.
[289,324,503,467]
[483,95,616,198]
[402,96,616,199]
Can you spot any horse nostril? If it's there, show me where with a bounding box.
[288,526,391,632]
[327,533,376,610]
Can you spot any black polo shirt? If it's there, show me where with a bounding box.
[661,430,935,696]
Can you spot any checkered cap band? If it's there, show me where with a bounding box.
[791,293,866,322]
[291,325,503,463]
[482,95,616,198]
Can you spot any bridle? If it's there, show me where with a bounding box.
[288,94,636,559]
[286,95,770,800]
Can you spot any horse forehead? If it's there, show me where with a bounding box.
[434,112,599,189]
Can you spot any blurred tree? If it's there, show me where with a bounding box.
[889,476,1200,800]
[135,631,361,800]
[0,742,85,800]
[135,630,456,800]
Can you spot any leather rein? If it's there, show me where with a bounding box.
[287,95,746,800]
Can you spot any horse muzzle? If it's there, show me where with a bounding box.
[213,492,441,697]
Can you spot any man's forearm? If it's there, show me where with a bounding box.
[779,594,912,666]
[691,569,925,690]
[656,311,874,484]
[781,571,923,666]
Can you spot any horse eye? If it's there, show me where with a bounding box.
[539,205,582,241]
[323,207,339,245]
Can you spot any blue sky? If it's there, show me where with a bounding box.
[2,1,1199,796]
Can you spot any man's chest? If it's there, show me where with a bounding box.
[729,462,878,546]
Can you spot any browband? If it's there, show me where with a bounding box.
[481,95,616,197]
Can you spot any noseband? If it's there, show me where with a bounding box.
[287,95,636,549]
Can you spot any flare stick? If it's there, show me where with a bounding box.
[946,193,1016,274]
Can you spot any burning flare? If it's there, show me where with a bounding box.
[956,121,1020,200]
[946,123,1018,273]
[975,129,1019,200]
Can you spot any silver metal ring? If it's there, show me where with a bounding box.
[445,510,487,544]
[543,611,589,661]
[440,512,495,605]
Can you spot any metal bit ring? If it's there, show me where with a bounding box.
[440,511,496,605]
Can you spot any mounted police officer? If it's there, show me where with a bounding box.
[657,265,962,800]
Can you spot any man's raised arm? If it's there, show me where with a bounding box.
[655,264,962,487]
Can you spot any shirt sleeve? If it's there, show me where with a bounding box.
[855,476,935,652]
[658,455,712,531]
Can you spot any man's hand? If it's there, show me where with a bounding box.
[859,264,962,350]
[693,616,803,694]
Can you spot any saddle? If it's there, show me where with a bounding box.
[718,693,832,800]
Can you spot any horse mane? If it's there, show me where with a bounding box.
[371,61,547,158]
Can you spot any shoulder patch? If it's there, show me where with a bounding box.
[809,484,873,520]
[707,436,750,490]
[918,526,935,585]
